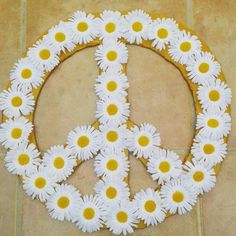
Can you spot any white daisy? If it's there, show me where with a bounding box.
[0,117,33,149]
[23,167,57,202]
[43,21,76,54]
[94,176,130,205]
[196,109,231,139]
[0,87,35,118]
[5,143,40,176]
[197,79,232,111]
[186,52,221,85]
[105,201,138,235]
[160,178,197,215]
[96,10,124,40]
[27,39,60,72]
[122,9,151,44]
[133,188,166,226]
[94,148,129,179]
[184,159,216,195]
[96,97,130,125]
[46,184,81,221]
[147,148,182,185]
[68,11,98,44]
[98,123,127,151]
[66,125,100,160]
[126,123,161,159]
[168,30,202,65]
[95,39,128,72]
[191,134,227,166]
[148,18,179,50]
[73,195,105,233]
[95,70,129,100]
[42,145,77,182]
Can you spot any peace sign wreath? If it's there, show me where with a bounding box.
[0,10,232,235]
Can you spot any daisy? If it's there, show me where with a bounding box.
[46,184,81,221]
[186,52,221,85]
[196,109,231,139]
[23,167,57,202]
[96,97,130,125]
[96,10,124,40]
[191,134,227,166]
[0,87,35,118]
[122,9,151,44]
[98,123,127,151]
[73,195,105,233]
[66,125,100,160]
[27,39,60,72]
[9,57,44,89]
[43,21,76,54]
[105,200,138,235]
[184,159,216,194]
[126,123,161,159]
[148,18,179,50]
[160,178,197,215]
[0,117,33,149]
[94,176,130,205]
[95,39,128,72]
[94,148,129,179]
[168,30,202,65]
[133,188,166,226]
[5,143,40,176]
[42,145,77,182]
[197,79,232,111]
[147,148,182,185]
[95,70,129,100]
[68,11,98,44]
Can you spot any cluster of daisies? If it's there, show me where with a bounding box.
[0,9,232,235]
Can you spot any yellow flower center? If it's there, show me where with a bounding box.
[193,171,205,182]
[77,135,90,148]
[39,49,51,60]
[11,96,23,107]
[106,51,118,61]
[106,186,117,199]
[157,28,168,39]
[34,177,46,189]
[159,161,171,173]
[83,208,95,220]
[21,69,32,79]
[144,200,156,213]
[106,131,118,142]
[116,211,128,223]
[106,159,118,171]
[107,104,118,115]
[138,135,149,147]
[198,62,209,73]
[180,41,192,52]
[203,144,215,154]
[208,90,220,102]
[107,81,117,92]
[132,21,143,32]
[54,32,66,42]
[18,153,30,166]
[207,118,219,128]
[57,196,70,209]
[105,22,116,33]
[77,22,88,32]
[172,191,184,203]
[11,128,22,139]
[53,157,65,169]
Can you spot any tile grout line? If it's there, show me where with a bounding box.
[15,1,27,236]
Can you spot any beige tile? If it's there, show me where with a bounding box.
[202,154,236,236]
[192,0,236,149]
